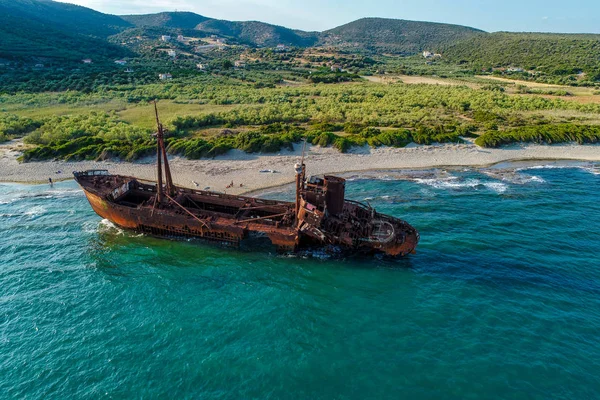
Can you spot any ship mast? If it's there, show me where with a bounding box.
[154,101,174,202]
[294,138,307,223]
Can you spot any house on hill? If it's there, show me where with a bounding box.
[196,63,205,70]
[158,73,172,80]
[422,51,433,58]
[161,35,171,42]
[177,35,185,41]
[114,60,127,65]
[234,60,246,69]
[167,49,176,58]
[82,58,92,64]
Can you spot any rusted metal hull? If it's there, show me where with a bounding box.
[75,170,418,257]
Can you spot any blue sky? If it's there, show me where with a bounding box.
[60,0,600,33]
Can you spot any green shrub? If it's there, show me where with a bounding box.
[475,124,600,147]
[359,127,381,138]
[311,131,338,147]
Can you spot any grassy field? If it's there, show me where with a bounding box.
[1,98,128,118]
[116,102,239,129]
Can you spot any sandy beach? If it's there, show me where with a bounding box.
[1,139,599,194]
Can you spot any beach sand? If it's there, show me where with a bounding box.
[1,139,599,194]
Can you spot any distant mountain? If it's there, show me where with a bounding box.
[321,17,484,54]
[441,32,600,74]
[120,11,210,30]
[120,11,319,47]
[0,0,132,61]
[3,0,598,74]
[194,19,319,47]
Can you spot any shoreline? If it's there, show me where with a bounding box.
[1,141,599,194]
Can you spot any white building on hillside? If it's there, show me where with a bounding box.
[159,73,172,80]
[161,35,171,42]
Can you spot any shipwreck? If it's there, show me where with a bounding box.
[74,105,419,256]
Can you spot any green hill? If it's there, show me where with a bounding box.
[0,0,131,37]
[442,32,600,76]
[321,17,484,54]
[120,11,210,29]
[0,0,132,61]
[2,0,599,82]
[194,19,319,47]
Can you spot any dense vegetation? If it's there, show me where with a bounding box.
[443,33,600,85]
[21,113,153,161]
[475,124,600,147]
[8,76,600,161]
[0,114,41,142]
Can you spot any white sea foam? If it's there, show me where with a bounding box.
[582,166,600,175]
[414,176,508,193]
[517,163,600,176]
[97,219,125,235]
[484,182,508,194]
[497,173,546,185]
[524,175,546,183]
[375,175,396,181]
[518,165,568,171]
[23,206,46,219]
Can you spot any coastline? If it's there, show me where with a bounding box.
[1,140,599,194]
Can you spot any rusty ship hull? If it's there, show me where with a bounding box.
[74,170,419,257]
[74,103,419,257]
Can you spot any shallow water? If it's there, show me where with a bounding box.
[1,163,599,399]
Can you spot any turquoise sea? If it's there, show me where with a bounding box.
[1,162,599,399]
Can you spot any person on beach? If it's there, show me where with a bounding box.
[48,178,53,187]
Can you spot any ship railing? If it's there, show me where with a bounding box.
[74,170,109,177]
[344,199,372,210]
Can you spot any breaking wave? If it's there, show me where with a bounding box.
[97,219,126,235]
[23,205,47,219]
[517,163,599,175]
[413,176,508,193]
